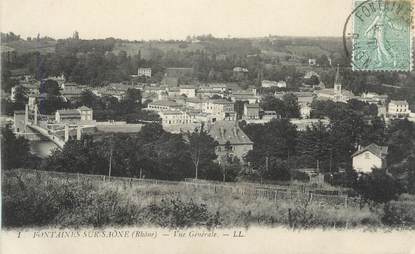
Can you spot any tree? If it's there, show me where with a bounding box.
[187,125,218,179]
[41,79,61,96]
[260,95,285,116]
[234,100,248,119]
[244,119,298,180]
[353,169,403,203]
[297,121,332,170]
[282,93,300,118]
[1,126,31,170]
[139,123,165,143]
[13,85,29,110]
[79,90,97,108]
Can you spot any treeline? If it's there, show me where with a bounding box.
[240,100,415,197]
[75,89,160,122]
[44,123,228,181]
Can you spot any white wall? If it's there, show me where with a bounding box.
[352,152,383,173]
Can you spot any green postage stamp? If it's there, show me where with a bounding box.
[352,0,413,71]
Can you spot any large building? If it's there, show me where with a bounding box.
[55,106,93,124]
[179,85,196,98]
[233,67,248,80]
[387,100,410,119]
[159,110,194,131]
[147,100,182,112]
[352,143,388,173]
[207,120,253,161]
[137,68,152,77]
[315,67,355,103]
[243,103,260,120]
[203,99,236,120]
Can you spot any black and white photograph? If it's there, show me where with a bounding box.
[1,0,415,253]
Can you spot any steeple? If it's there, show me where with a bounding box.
[334,65,342,94]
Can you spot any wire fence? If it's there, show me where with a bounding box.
[10,169,361,208]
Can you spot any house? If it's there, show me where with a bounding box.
[308,59,317,66]
[243,103,260,120]
[179,85,196,98]
[185,97,206,110]
[207,120,253,161]
[137,68,152,77]
[261,80,278,88]
[55,109,81,124]
[359,92,388,105]
[233,67,248,80]
[304,71,319,80]
[300,104,312,119]
[203,99,236,121]
[167,87,181,97]
[159,110,195,133]
[352,143,388,173]
[277,81,287,88]
[207,83,228,92]
[55,106,94,124]
[78,106,93,121]
[262,110,279,121]
[387,100,410,119]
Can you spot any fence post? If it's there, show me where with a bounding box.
[274,191,277,203]
[344,196,348,208]
[77,173,80,185]
[103,175,106,182]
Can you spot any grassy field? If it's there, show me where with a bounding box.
[0,170,372,228]
[2,169,414,229]
[3,40,56,54]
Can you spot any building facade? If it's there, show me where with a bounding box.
[137,68,152,77]
[352,144,388,173]
[388,100,410,119]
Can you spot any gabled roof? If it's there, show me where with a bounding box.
[78,106,92,111]
[210,99,233,105]
[57,109,81,116]
[245,103,260,108]
[352,143,388,159]
[149,100,180,107]
[390,100,408,106]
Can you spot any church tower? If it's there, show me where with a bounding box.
[333,65,342,95]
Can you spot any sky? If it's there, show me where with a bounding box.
[1,0,353,40]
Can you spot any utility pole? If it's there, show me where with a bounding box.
[265,156,269,172]
[316,159,320,172]
[108,134,114,180]
[329,148,333,173]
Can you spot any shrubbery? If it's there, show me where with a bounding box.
[2,170,414,229]
[382,194,415,228]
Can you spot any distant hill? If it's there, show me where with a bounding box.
[2,39,56,54]
[112,41,206,58]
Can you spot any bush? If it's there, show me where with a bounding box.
[382,194,415,228]
[144,198,220,228]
